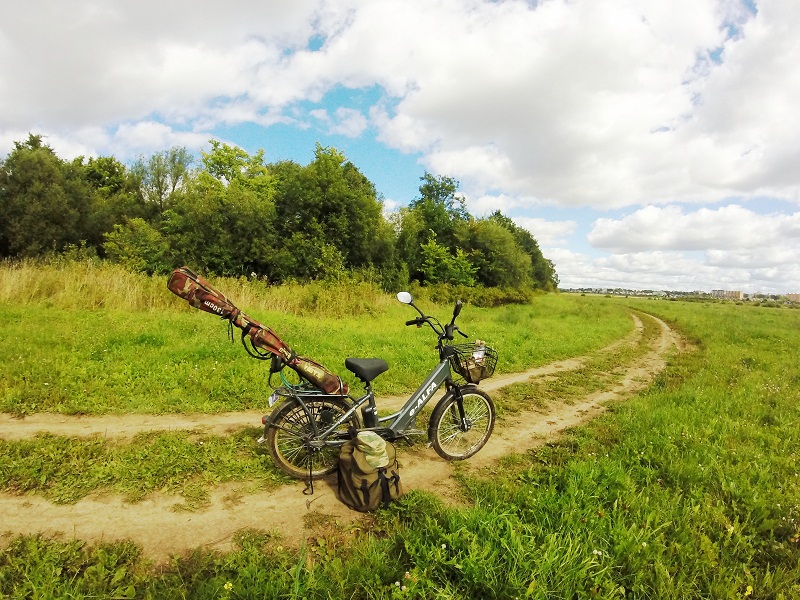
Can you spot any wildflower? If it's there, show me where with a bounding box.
[395,581,401,587]
[404,572,411,579]
[441,543,447,549]
[745,585,753,597]
[641,542,647,548]
[401,586,407,591]
[592,549,603,556]
[224,582,233,591]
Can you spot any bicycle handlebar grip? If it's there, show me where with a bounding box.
[406,318,421,326]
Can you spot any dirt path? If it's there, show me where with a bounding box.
[0,312,682,563]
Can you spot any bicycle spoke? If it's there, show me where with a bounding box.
[430,391,495,460]
[267,398,360,479]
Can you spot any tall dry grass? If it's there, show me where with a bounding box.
[0,259,393,317]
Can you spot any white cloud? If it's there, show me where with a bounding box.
[552,246,800,294]
[328,108,368,137]
[109,122,210,159]
[2,0,799,293]
[0,2,313,124]
[301,0,800,208]
[310,107,368,137]
[325,0,732,206]
[6,0,799,208]
[371,104,434,154]
[426,145,515,197]
[515,217,576,248]
[587,204,800,253]
[554,204,800,293]
[0,0,324,157]
[468,193,519,217]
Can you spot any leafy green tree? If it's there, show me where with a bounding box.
[103,218,170,274]
[131,147,193,217]
[201,140,271,191]
[162,177,278,277]
[81,156,146,253]
[265,231,347,282]
[83,156,129,196]
[398,172,470,282]
[0,134,93,257]
[411,172,468,248]
[272,145,387,276]
[416,172,469,221]
[460,219,532,288]
[488,211,559,290]
[159,142,278,276]
[420,235,476,286]
[0,133,559,297]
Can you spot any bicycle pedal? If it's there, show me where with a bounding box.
[392,429,427,447]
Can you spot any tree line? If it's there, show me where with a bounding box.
[0,134,558,296]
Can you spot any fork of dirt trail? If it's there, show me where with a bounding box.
[0,312,683,563]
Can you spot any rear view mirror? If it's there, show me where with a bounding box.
[396,291,413,305]
[452,299,462,319]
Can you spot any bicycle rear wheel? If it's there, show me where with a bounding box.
[266,397,361,479]
[428,387,495,460]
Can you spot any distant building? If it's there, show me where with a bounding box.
[711,290,744,300]
[788,293,800,302]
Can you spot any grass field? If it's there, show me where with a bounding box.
[1,262,799,598]
[0,262,631,415]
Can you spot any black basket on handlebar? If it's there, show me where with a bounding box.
[449,343,498,384]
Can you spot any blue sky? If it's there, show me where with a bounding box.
[1,0,798,294]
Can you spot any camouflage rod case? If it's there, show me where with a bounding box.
[168,267,347,395]
[167,266,239,319]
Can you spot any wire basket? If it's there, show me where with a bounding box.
[449,343,498,384]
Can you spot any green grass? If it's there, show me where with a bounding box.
[0,428,286,505]
[493,309,662,417]
[3,266,800,598]
[0,263,631,414]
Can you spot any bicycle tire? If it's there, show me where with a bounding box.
[266,396,361,479]
[428,387,495,460]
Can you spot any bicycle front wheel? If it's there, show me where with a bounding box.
[428,387,495,460]
[266,397,361,479]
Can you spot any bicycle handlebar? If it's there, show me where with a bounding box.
[401,298,469,342]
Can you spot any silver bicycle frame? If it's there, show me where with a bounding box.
[380,357,451,435]
[293,356,454,442]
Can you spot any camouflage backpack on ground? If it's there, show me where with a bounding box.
[337,431,403,512]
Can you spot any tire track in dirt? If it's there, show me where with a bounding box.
[0,312,681,563]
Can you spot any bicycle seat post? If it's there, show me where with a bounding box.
[344,357,389,429]
[361,387,379,428]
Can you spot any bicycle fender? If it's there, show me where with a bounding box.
[263,397,297,427]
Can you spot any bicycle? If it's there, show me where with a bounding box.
[257,291,498,480]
